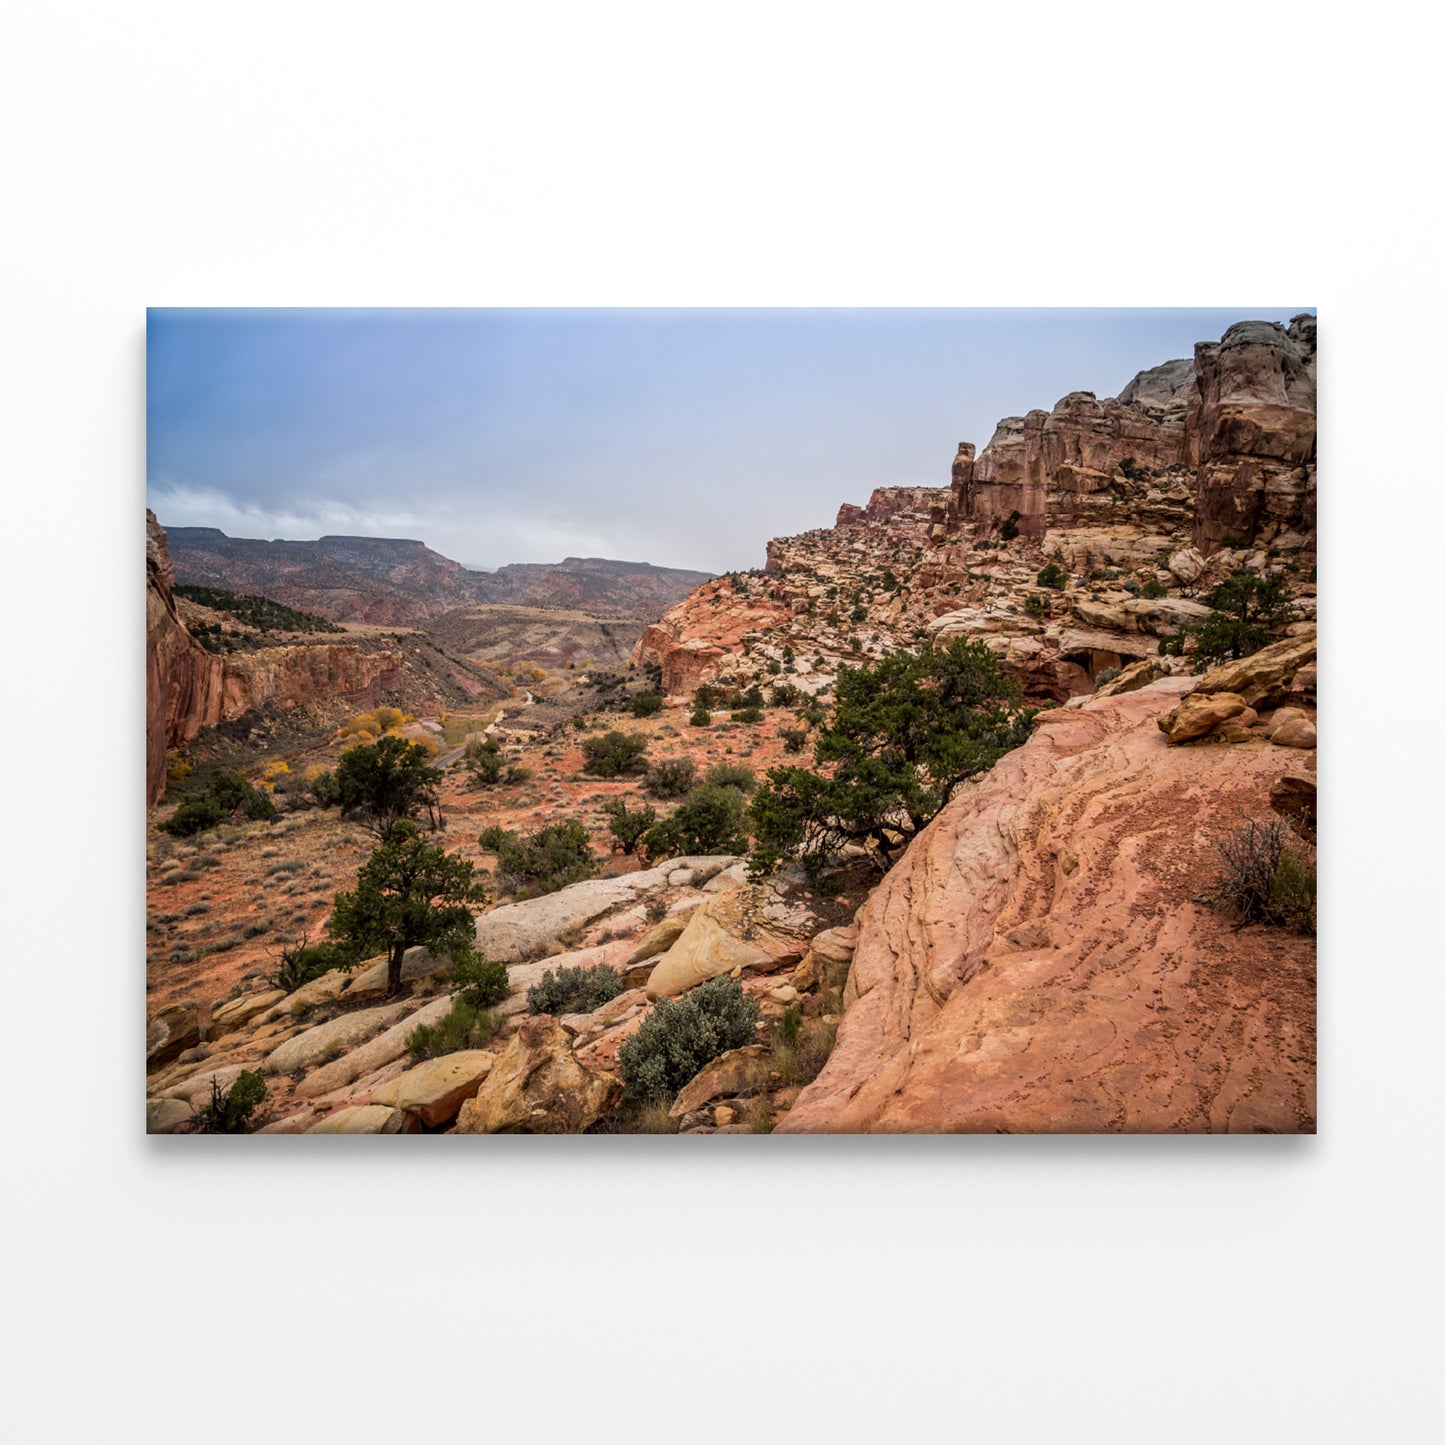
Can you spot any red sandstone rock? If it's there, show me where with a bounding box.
[778,679,1315,1134]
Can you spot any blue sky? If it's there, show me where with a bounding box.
[147,308,1314,574]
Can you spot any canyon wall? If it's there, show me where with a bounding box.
[146,513,405,805]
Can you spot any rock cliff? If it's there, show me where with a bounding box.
[779,678,1316,1133]
[146,513,485,804]
[630,315,1316,705]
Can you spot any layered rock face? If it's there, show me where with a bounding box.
[779,679,1316,1134]
[1188,315,1317,552]
[147,510,224,805]
[627,315,1316,706]
[147,512,414,803]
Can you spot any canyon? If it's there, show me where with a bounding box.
[145,314,1317,1134]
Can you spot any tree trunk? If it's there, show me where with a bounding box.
[387,943,406,996]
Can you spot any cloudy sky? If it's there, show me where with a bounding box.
[146,308,1313,574]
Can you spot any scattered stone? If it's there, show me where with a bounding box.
[1157,691,1252,744]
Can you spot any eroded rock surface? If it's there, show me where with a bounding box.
[779,680,1316,1134]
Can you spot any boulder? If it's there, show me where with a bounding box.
[264,1001,414,1077]
[1167,547,1205,583]
[1157,691,1252,744]
[624,912,694,967]
[669,1044,768,1118]
[146,1097,194,1134]
[305,1105,414,1135]
[369,1050,497,1127]
[1122,598,1212,637]
[1270,717,1317,749]
[645,883,819,998]
[292,994,456,1098]
[1092,659,1164,698]
[208,990,286,1038]
[1190,635,1317,709]
[454,1017,620,1134]
[1270,773,1317,835]
[146,1005,200,1070]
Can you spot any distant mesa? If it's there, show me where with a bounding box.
[161,526,715,626]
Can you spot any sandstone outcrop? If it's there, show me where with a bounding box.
[453,1017,620,1133]
[779,679,1316,1133]
[624,316,1315,711]
[644,881,823,998]
[369,1050,497,1127]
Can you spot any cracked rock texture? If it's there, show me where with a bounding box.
[779,679,1316,1134]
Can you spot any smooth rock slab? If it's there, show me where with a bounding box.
[209,990,287,1037]
[264,1001,414,1077]
[305,1105,413,1135]
[146,1098,194,1134]
[293,994,456,1098]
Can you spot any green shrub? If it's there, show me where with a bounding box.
[406,999,505,1061]
[689,703,711,728]
[1093,666,1121,692]
[780,726,808,754]
[731,706,764,725]
[333,734,439,839]
[644,757,696,799]
[1185,572,1296,671]
[1024,592,1047,619]
[1141,579,1168,599]
[480,819,598,899]
[580,730,650,777]
[629,691,664,717]
[451,950,511,1008]
[160,770,275,836]
[1036,563,1068,590]
[602,797,658,855]
[617,977,760,1100]
[705,762,756,794]
[642,783,751,860]
[999,509,1021,541]
[463,736,504,786]
[190,1069,268,1133]
[527,963,624,1016]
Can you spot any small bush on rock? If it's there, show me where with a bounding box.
[1214,815,1316,935]
[527,963,624,1016]
[1036,563,1068,590]
[191,1069,268,1134]
[618,977,760,1100]
[407,1000,505,1060]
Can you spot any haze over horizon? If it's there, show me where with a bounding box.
[147,308,1314,575]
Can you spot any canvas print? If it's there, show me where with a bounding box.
[145,309,1317,1135]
